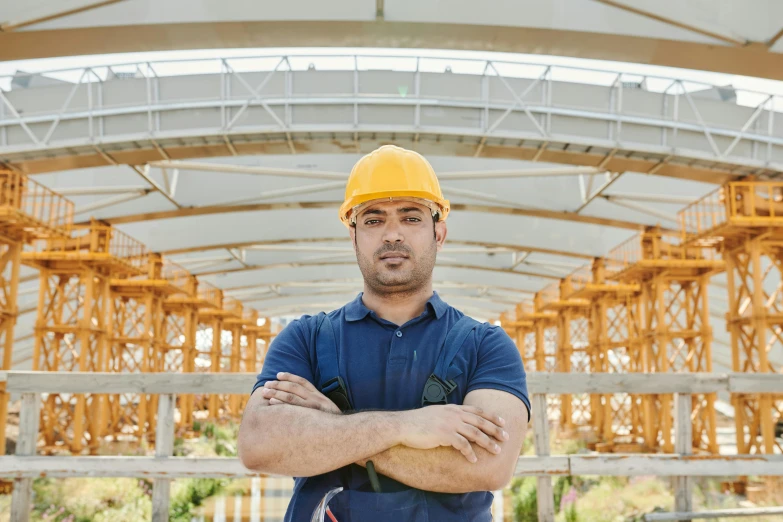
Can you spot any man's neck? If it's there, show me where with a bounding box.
[361,284,434,326]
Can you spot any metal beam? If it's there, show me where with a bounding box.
[73,190,150,216]
[217,181,346,206]
[605,192,699,205]
[591,0,747,46]
[164,237,594,260]
[768,26,783,49]
[129,165,180,208]
[4,22,783,81]
[55,185,150,196]
[151,160,601,181]
[0,0,128,32]
[575,172,623,213]
[149,160,346,181]
[194,260,562,280]
[602,195,679,223]
[223,278,534,296]
[99,200,661,231]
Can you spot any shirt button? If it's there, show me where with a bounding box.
[396,331,403,338]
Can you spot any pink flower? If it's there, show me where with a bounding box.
[560,486,578,510]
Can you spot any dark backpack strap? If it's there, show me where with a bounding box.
[315,312,353,412]
[421,316,480,407]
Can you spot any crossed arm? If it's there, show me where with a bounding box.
[238,373,528,493]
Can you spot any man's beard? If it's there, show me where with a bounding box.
[356,240,436,295]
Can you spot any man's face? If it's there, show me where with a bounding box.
[349,200,447,295]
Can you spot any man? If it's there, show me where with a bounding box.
[238,145,530,521]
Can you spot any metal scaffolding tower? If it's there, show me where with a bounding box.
[565,259,643,449]
[537,280,592,433]
[0,170,73,455]
[195,287,244,420]
[607,227,722,453]
[681,181,783,456]
[106,253,189,443]
[23,221,146,454]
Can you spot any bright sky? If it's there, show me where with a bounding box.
[2,47,783,110]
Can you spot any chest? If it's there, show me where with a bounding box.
[311,320,477,411]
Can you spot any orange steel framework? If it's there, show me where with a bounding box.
[537,280,592,433]
[161,274,220,428]
[0,169,73,455]
[23,221,147,454]
[564,259,644,449]
[607,227,722,454]
[194,287,246,419]
[106,254,189,443]
[681,181,783,456]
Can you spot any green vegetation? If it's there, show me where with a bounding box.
[169,478,227,522]
[0,421,242,522]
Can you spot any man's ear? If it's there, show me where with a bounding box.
[435,221,447,251]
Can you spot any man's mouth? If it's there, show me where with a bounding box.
[379,253,409,261]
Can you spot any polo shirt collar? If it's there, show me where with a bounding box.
[344,291,448,322]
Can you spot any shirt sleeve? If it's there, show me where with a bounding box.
[251,317,315,396]
[466,324,531,421]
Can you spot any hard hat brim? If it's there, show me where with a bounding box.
[339,191,450,227]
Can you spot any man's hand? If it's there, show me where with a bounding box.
[397,404,508,463]
[264,373,508,464]
[261,372,342,414]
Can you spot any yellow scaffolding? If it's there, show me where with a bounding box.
[0,169,73,455]
[23,221,145,454]
[106,254,189,443]
[538,280,591,433]
[564,259,643,449]
[607,227,721,454]
[680,181,783,456]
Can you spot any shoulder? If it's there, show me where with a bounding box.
[440,304,504,340]
[275,307,345,342]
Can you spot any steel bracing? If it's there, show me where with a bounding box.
[681,182,783,456]
[0,169,73,455]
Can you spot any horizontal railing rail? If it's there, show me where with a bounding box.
[1,371,781,394]
[3,371,782,522]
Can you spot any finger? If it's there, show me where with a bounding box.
[277,372,318,392]
[459,405,505,429]
[451,434,477,463]
[265,380,309,401]
[261,388,303,406]
[458,424,501,455]
[462,412,508,443]
[268,398,284,405]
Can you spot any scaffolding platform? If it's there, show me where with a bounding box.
[22,221,147,276]
[606,227,724,282]
[0,170,73,241]
[680,181,783,247]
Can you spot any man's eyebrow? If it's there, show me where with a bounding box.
[360,208,387,217]
[398,207,425,214]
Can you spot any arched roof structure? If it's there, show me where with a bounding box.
[2,1,783,80]
[2,3,782,376]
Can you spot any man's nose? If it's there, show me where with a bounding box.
[382,221,404,243]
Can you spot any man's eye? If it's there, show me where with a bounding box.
[365,219,381,225]
[406,218,421,222]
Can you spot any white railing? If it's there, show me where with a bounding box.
[1,371,783,522]
[1,53,781,176]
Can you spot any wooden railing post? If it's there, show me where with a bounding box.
[151,394,175,522]
[532,393,555,522]
[674,393,693,520]
[10,392,40,522]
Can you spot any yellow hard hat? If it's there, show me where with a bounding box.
[339,145,450,227]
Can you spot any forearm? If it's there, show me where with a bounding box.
[239,400,400,477]
[362,444,506,494]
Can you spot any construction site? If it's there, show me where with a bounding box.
[1,1,783,521]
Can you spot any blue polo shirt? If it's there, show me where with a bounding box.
[252,292,530,521]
